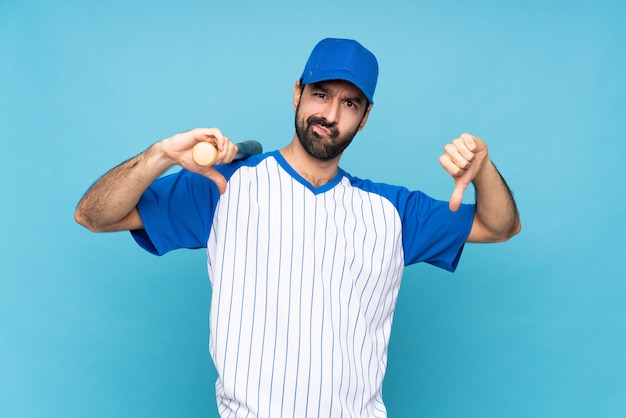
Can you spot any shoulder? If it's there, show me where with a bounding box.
[342,171,415,204]
[215,152,275,177]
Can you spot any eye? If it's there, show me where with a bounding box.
[344,100,359,111]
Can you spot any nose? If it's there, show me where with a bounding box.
[319,101,340,124]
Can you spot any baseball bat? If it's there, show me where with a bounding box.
[192,140,263,167]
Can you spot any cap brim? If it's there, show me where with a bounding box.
[301,70,374,105]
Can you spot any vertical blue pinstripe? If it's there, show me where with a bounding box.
[230,176,247,416]
[325,187,340,417]
[279,175,295,414]
[303,192,317,416]
[267,161,284,416]
[256,160,273,415]
[213,171,233,415]
[244,166,261,418]
[315,191,330,417]
[338,185,356,416]
[345,189,366,414]
[359,194,387,414]
[351,191,376,413]
[290,180,306,418]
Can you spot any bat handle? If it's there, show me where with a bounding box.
[234,140,263,160]
[192,142,218,166]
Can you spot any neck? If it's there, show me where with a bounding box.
[280,136,341,187]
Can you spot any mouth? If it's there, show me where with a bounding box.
[308,117,339,138]
[312,122,333,136]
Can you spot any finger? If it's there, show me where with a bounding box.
[459,133,477,152]
[439,153,466,177]
[214,138,239,164]
[449,181,468,212]
[443,144,469,171]
[226,140,239,160]
[450,137,476,165]
[192,127,225,148]
[214,132,226,152]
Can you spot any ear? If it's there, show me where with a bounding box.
[357,104,373,131]
[293,80,303,110]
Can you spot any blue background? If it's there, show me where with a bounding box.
[1,0,625,417]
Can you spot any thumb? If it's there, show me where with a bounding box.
[449,179,468,212]
[201,168,228,194]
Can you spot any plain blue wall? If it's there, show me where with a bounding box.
[1,0,625,417]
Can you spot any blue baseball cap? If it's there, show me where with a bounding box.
[300,38,379,105]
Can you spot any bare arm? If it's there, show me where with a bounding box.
[439,133,521,243]
[74,128,239,232]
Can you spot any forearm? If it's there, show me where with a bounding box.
[470,158,521,242]
[75,141,174,232]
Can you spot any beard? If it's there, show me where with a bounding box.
[294,105,360,161]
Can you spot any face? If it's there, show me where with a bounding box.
[294,80,371,161]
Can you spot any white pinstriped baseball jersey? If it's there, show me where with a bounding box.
[133,151,474,417]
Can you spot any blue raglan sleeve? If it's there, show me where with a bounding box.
[397,187,475,271]
[130,169,220,256]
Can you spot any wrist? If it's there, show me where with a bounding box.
[471,154,494,186]
[145,140,178,172]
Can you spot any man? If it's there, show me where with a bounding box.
[75,38,520,417]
